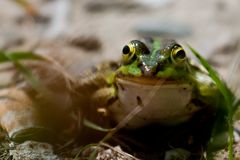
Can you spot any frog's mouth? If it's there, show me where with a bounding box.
[111,76,195,128]
[117,76,180,85]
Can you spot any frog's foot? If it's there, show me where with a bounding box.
[82,86,117,128]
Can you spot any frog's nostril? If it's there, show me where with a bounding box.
[139,64,155,76]
[122,45,130,54]
[155,62,164,72]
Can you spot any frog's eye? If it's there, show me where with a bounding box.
[122,40,149,64]
[171,45,186,63]
[122,44,136,64]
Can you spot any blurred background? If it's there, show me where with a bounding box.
[0,0,239,95]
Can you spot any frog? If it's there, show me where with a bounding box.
[72,38,230,160]
[76,38,221,130]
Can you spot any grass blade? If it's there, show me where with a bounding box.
[188,45,240,160]
[0,51,45,63]
[188,46,234,108]
[2,51,55,100]
[83,118,112,132]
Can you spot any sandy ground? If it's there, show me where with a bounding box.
[0,0,239,93]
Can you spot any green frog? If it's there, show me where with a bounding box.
[76,38,220,130]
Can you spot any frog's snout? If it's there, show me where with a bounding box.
[140,63,157,76]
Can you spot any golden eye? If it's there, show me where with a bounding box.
[122,43,136,64]
[122,40,149,64]
[171,46,186,63]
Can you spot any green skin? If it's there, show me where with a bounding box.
[117,39,189,79]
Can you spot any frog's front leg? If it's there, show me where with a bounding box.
[76,86,117,144]
[91,86,117,117]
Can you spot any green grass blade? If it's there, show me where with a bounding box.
[0,51,44,63]
[188,45,235,111]
[3,52,54,99]
[83,118,112,132]
[188,45,239,160]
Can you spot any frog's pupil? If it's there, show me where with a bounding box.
[176,50,186,59]
[122,45,130,54]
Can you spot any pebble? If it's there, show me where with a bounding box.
[10,141,60,160]
[164,148,191,160]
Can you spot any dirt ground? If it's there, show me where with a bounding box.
[0,0,240,159]
[0,0,240,81]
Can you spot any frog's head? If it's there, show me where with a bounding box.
[111,39,199,127]
[117,39,189,81]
